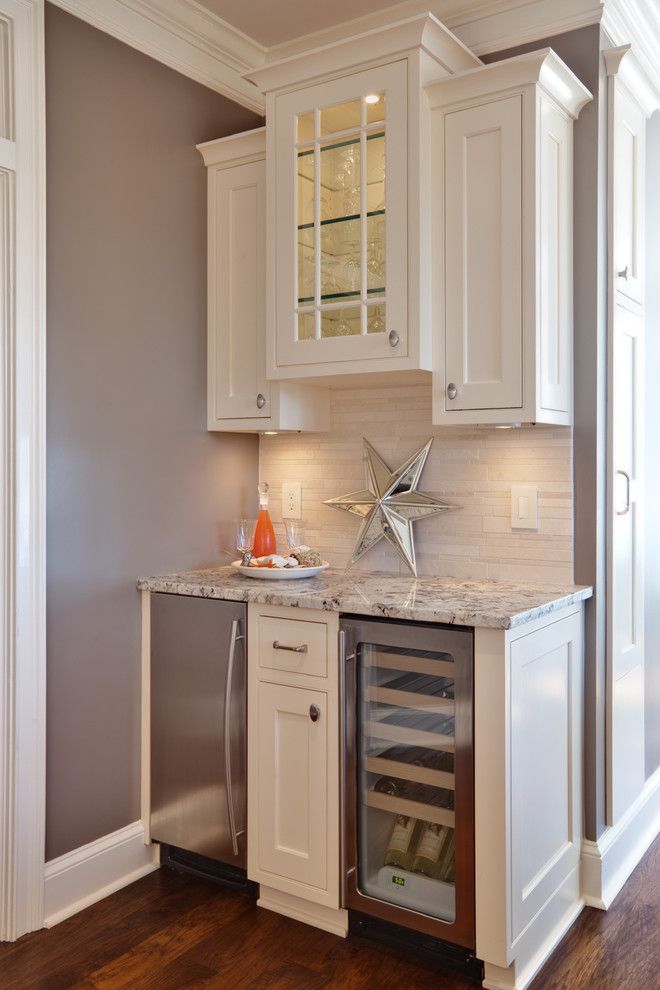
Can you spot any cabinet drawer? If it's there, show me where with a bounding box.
[258,614,328,678]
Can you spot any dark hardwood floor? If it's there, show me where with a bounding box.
[1,836,658,990]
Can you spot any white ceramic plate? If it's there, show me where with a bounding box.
[230,560,330,581]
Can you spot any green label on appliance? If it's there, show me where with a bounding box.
[392,875,406,887]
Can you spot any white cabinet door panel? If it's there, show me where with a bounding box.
[256,681,328,890]
[211,159,269,420]
[539,97,572,417]
[611,305,644,683]
[609,303,645,823]
[612,86,645,304]
[444,96,522,411]
[510,616,581,941]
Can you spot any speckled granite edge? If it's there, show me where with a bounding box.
[137,567,592,630]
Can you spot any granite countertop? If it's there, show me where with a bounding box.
[137,566,592,630]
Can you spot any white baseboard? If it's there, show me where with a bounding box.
[582,766,660,910]
[44,821,159,927]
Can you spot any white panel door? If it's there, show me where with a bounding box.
[444,96,522,411]
[612,86,645,305]
[609,302,645,822]
[211,159,269,420]
[256,681,328,891]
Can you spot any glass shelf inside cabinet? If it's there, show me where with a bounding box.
[357,643,458,923]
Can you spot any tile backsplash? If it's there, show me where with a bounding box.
[259,385,574,586]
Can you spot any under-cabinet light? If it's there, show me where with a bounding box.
[365,94,381,104]
[263,431,279,436]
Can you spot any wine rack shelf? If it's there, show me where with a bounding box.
[365,719,455,752]
[370,652,456,679]
[364,755,455,791]
[368,685,454,714]
[366,789,456,829]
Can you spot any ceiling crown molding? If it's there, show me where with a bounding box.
[45,0,660,122]
[48,0,266,113]
[602,0,660,110]
[603,43,660,117]
[265,0,606,61]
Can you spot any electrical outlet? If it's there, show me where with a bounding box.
[282,481,302,519]
[511,485,539,530]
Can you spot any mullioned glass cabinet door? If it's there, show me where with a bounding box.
[273,61,408,371]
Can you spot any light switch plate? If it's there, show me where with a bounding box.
[282,481,302,519]
[511,485,539,530]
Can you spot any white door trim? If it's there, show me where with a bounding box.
[0,0,47,942]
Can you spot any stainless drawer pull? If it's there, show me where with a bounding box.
[272,640,308,653]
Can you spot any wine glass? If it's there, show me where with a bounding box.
[235,518,256,563]
[283,519,306,551]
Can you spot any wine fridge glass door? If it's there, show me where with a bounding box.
[357,641,459,922]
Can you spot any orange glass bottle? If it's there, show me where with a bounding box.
[252,482,276,558]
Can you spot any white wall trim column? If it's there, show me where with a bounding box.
[0,0,47,942]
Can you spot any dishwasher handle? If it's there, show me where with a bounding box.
[224,618,245,857]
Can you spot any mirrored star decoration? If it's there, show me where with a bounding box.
[324,438,457,577]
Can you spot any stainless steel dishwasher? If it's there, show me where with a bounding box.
[150,592,248,883]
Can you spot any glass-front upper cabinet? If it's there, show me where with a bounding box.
[272,62,408,376]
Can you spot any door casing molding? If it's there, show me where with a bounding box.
[0,0,47,942]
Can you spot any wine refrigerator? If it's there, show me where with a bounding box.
[340,616,476,956]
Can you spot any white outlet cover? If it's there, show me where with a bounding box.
[511,485,539,530]
[282,480,302,519]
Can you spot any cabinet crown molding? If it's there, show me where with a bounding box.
[426,47,593,119]
[603,43,660,118]
[197,125,265,166]
[243,12,480,94]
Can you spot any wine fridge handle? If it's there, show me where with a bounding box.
[339,629,357,903]
[224,618,244,857]
[339,630,347,898]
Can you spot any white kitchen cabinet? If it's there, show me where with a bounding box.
[245,14,480,383]
[247,603,346,934]
[197,129,329,432]
[428,50,592,425]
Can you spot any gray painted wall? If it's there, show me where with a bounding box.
[646,111,660,779]
[484,26,607,839]
[45,4,261,861]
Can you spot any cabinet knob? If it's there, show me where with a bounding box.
[447,382,458,400]
[388,330,400,348]
[309,704,320,723]
[256,393,266,409]
[617,265,629,281]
